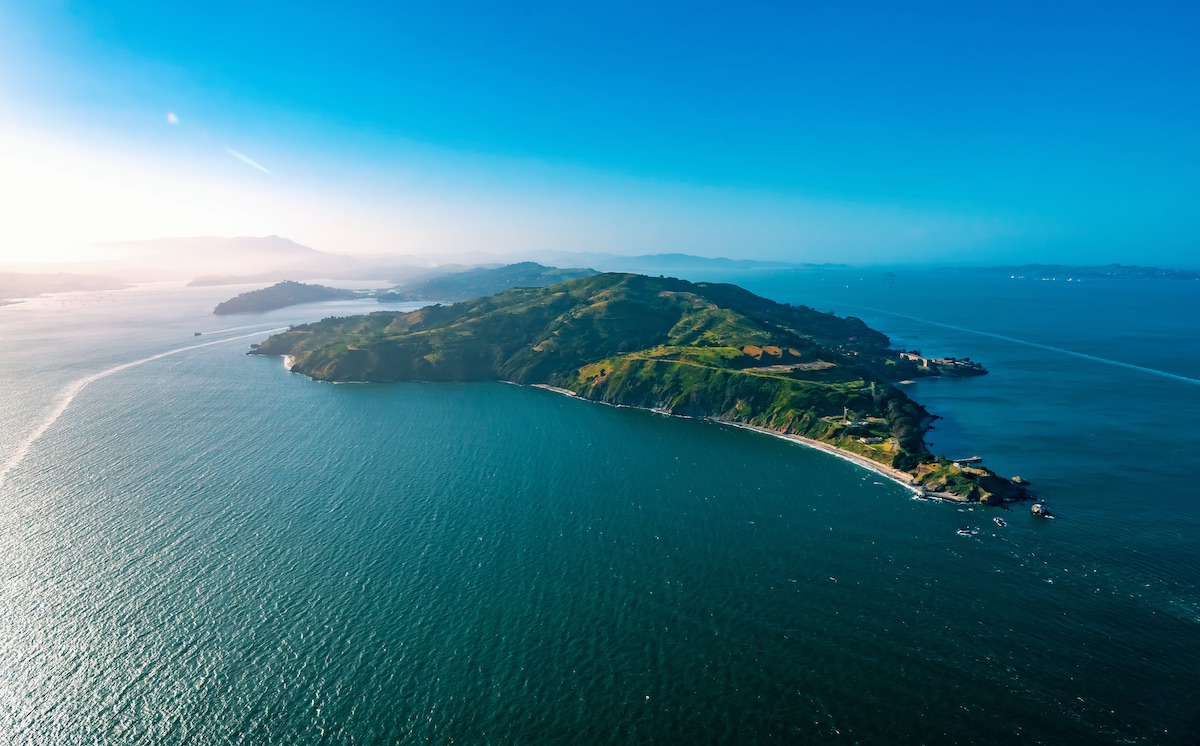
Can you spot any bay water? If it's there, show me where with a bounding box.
[0,273,1197,744]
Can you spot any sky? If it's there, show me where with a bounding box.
[1,0,1197,266]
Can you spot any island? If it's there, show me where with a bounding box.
[250,273,1031,503]
[377,261,598,303]
[213,280,360,315]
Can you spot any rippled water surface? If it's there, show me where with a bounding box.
[1,275,1197,744]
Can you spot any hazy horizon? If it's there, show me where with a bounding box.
[5,233,1200,283]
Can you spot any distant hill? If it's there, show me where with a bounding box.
[26,236,435,283]
[0,272,126,302]
[214,281,359,315]
[378,262,598,302]
[992,263,1200,280]
[107,234,325,263]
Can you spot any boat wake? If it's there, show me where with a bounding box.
[0,328,284,489]
[831,302,1200,387]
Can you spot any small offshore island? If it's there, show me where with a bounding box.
[251,273,1032,503]
[214,280,359,315]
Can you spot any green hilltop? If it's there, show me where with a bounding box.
[251,272,1029,503]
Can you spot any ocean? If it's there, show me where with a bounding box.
[0,271,1197,744]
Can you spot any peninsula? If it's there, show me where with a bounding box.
[250,273,1030,503]
[214,280,359,315]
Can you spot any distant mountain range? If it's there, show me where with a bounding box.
[3,235,837,286]
[3,235,1196,295]
[3,236,436,284]
[98,235,434,283]
[525,251,841,274]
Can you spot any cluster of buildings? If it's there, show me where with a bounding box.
[898,350,984,372]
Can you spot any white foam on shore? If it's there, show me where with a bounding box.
[0,328,284,489]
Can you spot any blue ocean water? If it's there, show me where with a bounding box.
[0,274,1197,744]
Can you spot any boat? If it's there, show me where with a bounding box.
[193,331,202,336]
[994,517,1007,527]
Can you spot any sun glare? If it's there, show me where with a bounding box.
[0,127,283,264]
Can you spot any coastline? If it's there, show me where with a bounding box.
[714,420,932,499]
[531,383,577,396]
[275,370,976,503]
[526,382,947,500]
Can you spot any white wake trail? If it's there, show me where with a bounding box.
[0,328,285,489]
[831,302,1200,387]
[203,322,298,336]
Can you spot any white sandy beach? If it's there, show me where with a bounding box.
[531,383,577,396]
[715,420,927,497]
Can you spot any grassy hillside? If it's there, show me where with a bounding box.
[252,273,1026,502]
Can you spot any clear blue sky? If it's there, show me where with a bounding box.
[1,0,1197,265]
